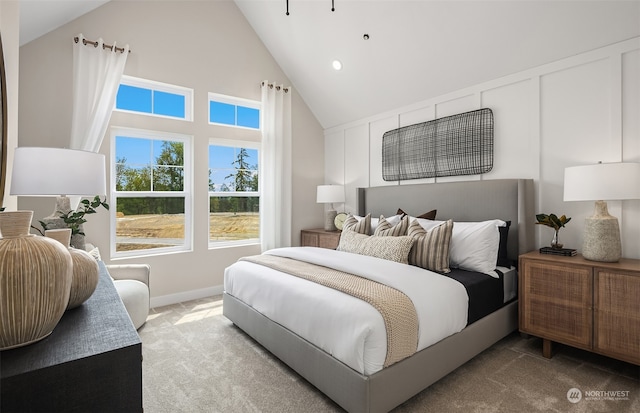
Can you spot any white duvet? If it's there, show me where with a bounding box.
[223,247,468,376]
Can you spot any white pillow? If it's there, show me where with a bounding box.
[415,217,445,232]
[87,247,102,261]
[449,219,506,277]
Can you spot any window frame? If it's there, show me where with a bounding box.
[208,138,261,248]
[208,92,261,130]
[115,75,194,122]
[110,126,193,259]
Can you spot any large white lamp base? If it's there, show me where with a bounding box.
[40,196,87,251]
[582,201,621,263]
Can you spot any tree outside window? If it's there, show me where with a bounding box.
[209,143,259,244]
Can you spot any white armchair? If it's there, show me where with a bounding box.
[106,264,150,330]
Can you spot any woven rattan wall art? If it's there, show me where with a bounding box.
[382,108,494,181]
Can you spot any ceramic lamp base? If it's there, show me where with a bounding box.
[324,209,337,231]
[582,201,621,263]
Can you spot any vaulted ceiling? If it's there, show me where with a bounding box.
[18,1,640,129]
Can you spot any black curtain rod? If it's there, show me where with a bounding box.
[73,36,131,54]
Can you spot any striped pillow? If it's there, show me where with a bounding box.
[343,213,371,234]
[374,214,409,236]
[407,219,453,273]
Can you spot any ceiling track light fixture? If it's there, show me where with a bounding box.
[286,0,335,16]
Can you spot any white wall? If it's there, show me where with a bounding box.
[325,38,640,259]
[16,1,325,306]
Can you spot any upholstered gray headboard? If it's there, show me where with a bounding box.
[356,179,535,262]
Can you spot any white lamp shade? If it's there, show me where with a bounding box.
[316,185,345,204]
[10,147,106,196]
[564,162,640,201]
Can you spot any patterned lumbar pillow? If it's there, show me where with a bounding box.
[343,213,371,235]
[337,230,414,264]
[407,219,453,273]
[374,214,409,236]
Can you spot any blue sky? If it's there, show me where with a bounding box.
[117,84,259,129]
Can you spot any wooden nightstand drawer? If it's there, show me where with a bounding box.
[594,269,640,365]
[519,258,592,350]
[524,297,592,349]
[524,261,591,305]
[301,229,341,249]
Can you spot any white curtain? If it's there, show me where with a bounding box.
[70,33,129,152]
[260,81,292,251]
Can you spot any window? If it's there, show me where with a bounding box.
[116,76,193,121]
[209,93,260,129]
[209,140,260,246]
[111,127,192,257]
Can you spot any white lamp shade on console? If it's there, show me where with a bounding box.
[317,184,345,231]
[10,147,106,218]
[564,162,640,262]
[10,147,106,197]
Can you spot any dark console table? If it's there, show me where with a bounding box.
[1,262,142,412]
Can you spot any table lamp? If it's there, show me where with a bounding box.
[564,162,640,262]
[317,184,344,231]
[10,146,106,227]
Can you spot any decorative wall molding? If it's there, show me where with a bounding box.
[324,37,640,258]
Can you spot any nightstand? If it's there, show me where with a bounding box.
[518,251,640,365]
[301,228,341,249]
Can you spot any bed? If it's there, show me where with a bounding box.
[223,179,535,412]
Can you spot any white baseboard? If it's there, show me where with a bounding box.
[150,285,224,308]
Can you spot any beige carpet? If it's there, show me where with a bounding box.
[139,296,639,413]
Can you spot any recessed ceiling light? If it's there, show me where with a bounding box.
[332,60,343,71]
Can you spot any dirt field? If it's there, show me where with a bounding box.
[116,213,259,251]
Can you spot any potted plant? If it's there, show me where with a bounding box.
[535,213,571,249]
[36,196,109,250]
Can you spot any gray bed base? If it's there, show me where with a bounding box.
[224,293,517,413]
[223,179,534,412]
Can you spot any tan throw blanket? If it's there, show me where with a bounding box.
[240,254,419,367]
